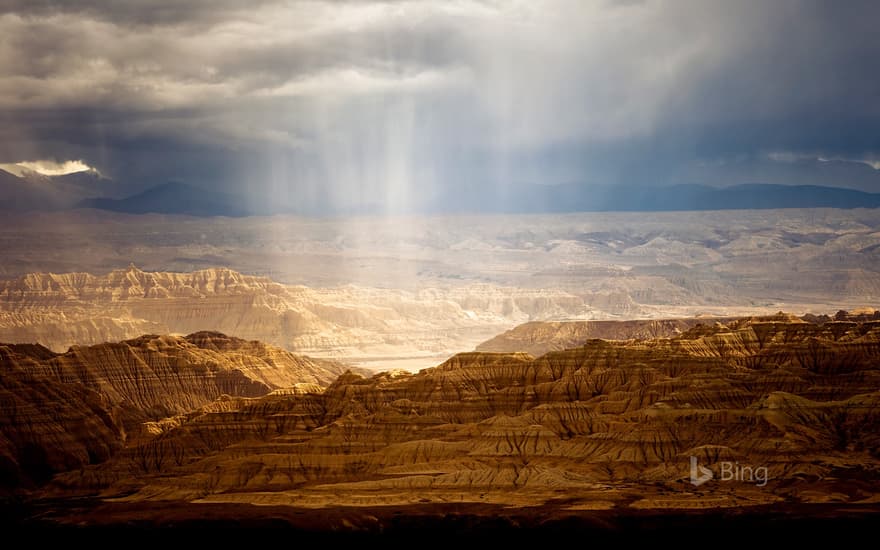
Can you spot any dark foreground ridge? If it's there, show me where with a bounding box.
[3,499,879,540]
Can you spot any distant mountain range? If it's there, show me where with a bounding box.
[460,181,880,214]
[81,181,880,216]
[506,182,880,212]
[3,167,880,215]
[78,181,253,216]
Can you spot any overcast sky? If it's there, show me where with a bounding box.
[1,0,879,212]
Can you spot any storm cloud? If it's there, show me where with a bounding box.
[1,0,878,212]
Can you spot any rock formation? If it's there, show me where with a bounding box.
[0,266,589,364]
[476,318,716,356]
[475,311,879,356]
[0,332,350,487]
[40,317,880,514]
[0,344,124,489]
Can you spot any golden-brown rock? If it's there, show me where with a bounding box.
[476,318,713,356]
[0,266,588,364]
[0,332,351,487]
[49,317,880,511]
[476,312,825,356]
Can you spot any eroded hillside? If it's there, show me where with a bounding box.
[0,332,350,487]
[0,266,587,368]
[44,317,880,512]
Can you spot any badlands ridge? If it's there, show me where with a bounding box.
[1,312,878,523]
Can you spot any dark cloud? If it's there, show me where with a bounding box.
[0,0,284,28]
[0,0,878,213]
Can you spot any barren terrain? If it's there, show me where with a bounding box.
[1,208,878,369]
[2,314,878,529]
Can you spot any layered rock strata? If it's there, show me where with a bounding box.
[0,332,350,487]
[47,318,880,510]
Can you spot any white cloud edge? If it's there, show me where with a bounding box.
[0,159,100,177]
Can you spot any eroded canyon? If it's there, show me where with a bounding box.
[2,314,878,529]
